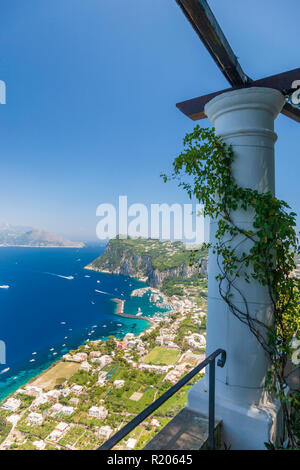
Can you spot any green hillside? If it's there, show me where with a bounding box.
[85,238,208,288]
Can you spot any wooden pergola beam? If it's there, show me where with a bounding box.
[175,1,300,123]
[176,68,300,123]
[175,0,250,87]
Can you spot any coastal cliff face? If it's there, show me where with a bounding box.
[85,238,208,288]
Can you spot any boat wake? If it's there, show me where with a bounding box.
[44,272,74,280]
[95,289,112,296]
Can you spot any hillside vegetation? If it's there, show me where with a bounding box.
[85,238,208,288]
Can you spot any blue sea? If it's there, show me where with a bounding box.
[0,246,167,401]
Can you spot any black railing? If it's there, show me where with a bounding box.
[98,348,226,451]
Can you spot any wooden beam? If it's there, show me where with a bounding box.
[175,0,250,87]
[281,102,300,123]
[176,68,300,122]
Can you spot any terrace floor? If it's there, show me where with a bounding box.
[143,407,221,450]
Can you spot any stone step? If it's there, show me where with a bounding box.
[143,407,222,450]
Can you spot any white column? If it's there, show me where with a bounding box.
[187,87,285,449]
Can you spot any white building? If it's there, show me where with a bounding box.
[33,440,46,450]
[6,414,21,426]
[126,438,137,450]
[61,406,74,416]
[46,389,61,401]
[1,398,21,412]
[113,379,125,389]
[27,412,44,425]
[71,384,83,395]
[124,333,135,341]
[51,403,63,414]
[150,418,160,428]
[32,394,48,408]
[80,360,91,372]
[98,425,113,439]
[24,385,42,396]
[47,429,63,442]
[88,406,108,420]
[63,352,88,363]
[56,422,69,432]
[139,364,171,374]
[90,351,101,358]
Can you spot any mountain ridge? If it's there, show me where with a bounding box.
[0,226,84,248]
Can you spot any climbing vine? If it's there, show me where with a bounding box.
[163,126,300,448]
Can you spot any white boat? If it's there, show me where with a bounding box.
[61,321,66,325]
[62,344,66,347]
[32,352,37,355]
[29,359,35,363]
[53,352,57,355]
[0,285,9,289]
[0,367,10,374]
[103,325,107,328]
[50,348,54,351]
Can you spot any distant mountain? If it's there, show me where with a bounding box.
[0,226,84,248]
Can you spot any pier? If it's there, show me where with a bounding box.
[111,298,154,324]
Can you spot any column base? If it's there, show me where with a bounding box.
[187,380,283,450]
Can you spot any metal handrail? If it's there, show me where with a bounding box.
[98,348,226,450]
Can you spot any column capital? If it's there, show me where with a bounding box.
[204,87,285,134]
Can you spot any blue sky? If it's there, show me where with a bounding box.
[0,0,299,241]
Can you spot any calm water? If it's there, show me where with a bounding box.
[0,246,166,401]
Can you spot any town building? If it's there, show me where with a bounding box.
[71,384,83,395]
[98,425,113,439]
[33,440,46,450]
[80,360,91,372]
[61,406,74,416]
[126,438,137,450]
[88,406,108,420]
[27,412,44,425]
[113,379,124,389]
[1,398,21,412]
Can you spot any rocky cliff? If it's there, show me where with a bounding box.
[85,238,207,288]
